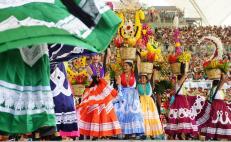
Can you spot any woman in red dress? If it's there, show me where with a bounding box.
[77,76,121,137]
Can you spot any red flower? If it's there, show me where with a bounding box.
[168,54,178,64]
[75,75,87,84]
[203,61,210,68]
[219,60,224,64]
[113,36,123,48]
[147,52,155,62]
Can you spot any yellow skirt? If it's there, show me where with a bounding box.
[140,95,163,136]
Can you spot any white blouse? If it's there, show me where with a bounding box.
[214,90,225,100]
[176,83,186,95]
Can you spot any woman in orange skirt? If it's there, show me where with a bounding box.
[77,76,121,137]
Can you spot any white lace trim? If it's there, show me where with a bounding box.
[0,80,54,115]
[212,110,231,124]
[56,111,77,125]
[119,121,145,129]
[0,80,50,92]
[143,112,160,120]
[0,16,92,38]
[169,96,205,120]
[0,0,54,8]
[0,106,54,115]
[201,127,231,135]
[79,120,121,131]
[165,122,198,131]
[20,44,48,67]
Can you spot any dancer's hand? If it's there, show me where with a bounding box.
[221,73,228,82]
[116,75,121,85]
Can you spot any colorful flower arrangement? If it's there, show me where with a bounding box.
[66,66,88,85]
[114,10,145,48]
[203,59,230,73]
[108,63,123,78]
[140,24,154,46]
[127,23,162,63]
[65,57,89,85]
[140,40,163,62]
[168,51,191,64]
[168,26,191,65]
[173,28,183,54]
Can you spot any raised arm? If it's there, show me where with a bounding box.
[178,73,187,87]
[218,73,228,90]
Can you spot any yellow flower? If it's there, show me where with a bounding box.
[154,48,161,55]
[147,42,154,52]
[142,29,147,35]
[210,60,219,68]
[140,50,148,58]
[154,55,159,61]
[127,37,137,46]
[175,42,181,47]
[139,10,145,20]
[178,52,191,63]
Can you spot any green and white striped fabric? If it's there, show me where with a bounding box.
[0,0,121,53]
[0,45,56,134]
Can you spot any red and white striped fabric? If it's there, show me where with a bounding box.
[77,79,121,137]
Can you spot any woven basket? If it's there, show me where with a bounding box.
[206,69,221,80]
[120,47,136,60]
[72,84,85,96]
[170,63,181,74]
[140,62,154,74]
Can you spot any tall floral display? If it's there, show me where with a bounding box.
[114,9,145,62]
[138,24,164,80]
[168,16,191,75]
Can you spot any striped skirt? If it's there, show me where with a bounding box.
[140,95,163,136]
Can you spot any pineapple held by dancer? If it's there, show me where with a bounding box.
[137,73,163,139]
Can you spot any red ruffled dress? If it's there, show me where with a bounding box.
[77,79,121,137]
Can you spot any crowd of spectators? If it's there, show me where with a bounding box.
[154,26,231,80]
[155,26,231,52]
